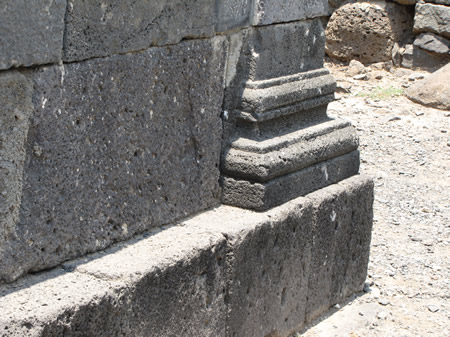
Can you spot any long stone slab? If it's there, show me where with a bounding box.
[252,0,329,26]
[63,0,217,62]
[0,37,228,284]
[0,0,66,70]
[0,175,374,337]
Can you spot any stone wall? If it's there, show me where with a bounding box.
[1,1,373,336]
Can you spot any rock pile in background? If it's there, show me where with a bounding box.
[326,0,449,71]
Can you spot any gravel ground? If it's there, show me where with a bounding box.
[296,63,450,337]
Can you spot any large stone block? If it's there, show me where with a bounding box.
[252,0,328,26]
[64,0,217,62]
[0,38,228,284]
[414,3,450,38]
[216,0,252,32]
[0,218,229,337]
[305,175,374,322]
[225,199,314,337]
[0,0,66,70]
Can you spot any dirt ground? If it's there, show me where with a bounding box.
[296,62,449,337]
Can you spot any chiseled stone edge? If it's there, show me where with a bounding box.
[222,150,360,211]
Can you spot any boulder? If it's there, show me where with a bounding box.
[393,0,416,4]
[414,32,450,55]
[413,3,450,38]
[406,63,450,110]
[325,1,414,63]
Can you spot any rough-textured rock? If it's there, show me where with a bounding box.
[414,32,450,55]
[0,72,34,283]
[216,0,252,31]
[424,0,450,4]
[414,3,450,38]
[406,63,450,110]
[0,175,374,337]
[306,175,374,322]
[63,0,217,62]
[0,0,66,70]
[0,38,228,284]
[325,1,414,63]
[226,199,314,337]
[347,60,366,76]
[252,0,328,26]
[392,42,402,67]
[402,44,414,68]
[393,0,416,5]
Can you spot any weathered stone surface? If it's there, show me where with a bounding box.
[406,63,450,110]
[0,72,34,283]
[222,150,360,211]
[414,3,450,38]
[225,19,326,85]
[252,0,328,26]
[0,0,66,70]
[414,32,450,55]
[325,1,414,63]
[393,0,416,5]
[63,0,217,62]
[424,0,450,5]
[226,199,314,337]
[0,38,228,284]
[305,175,374,322]
[410,45,449,71]
[0,175,374,337]
[0,212,231,337]
[216,0,252,32]
[222,120,359,182]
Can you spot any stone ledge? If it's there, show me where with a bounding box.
[0,175,373,337]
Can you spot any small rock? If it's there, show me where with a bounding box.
[379,298,390,306]
[428,305,439,313]
[347,59,366,76]
[409,73,425,81]
[415,110,424,116]
[388,116,401,122]
[354,74,368,80]
[377,311,388,320]
[371,62,385,70]
[334,303,341,309]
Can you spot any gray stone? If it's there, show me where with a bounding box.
[252,0,329,26]
[414,3,450,38]
[0,71,34,283]
[326,2,414,63]
[424,0,450,6]
[216,0,252,32]
[222,150,360,211]
[411,45,449,71]
[226,199,314,337]
[0,211,231,337]
[392,42,402,67]
[414,33,450,55]
[0,38,228,284]
[226,19,326,84]
[0,176,374,337]
[402,44,414,68]
[406,63,450,110]
[0,0,66,70]
[393,0,416,4]
[63,0,217,62]
[222,120,359,183]
[305,175,374,322]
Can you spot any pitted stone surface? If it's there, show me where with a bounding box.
[0,71,34,283]
[414,3,450,38]
[305,175,374,322]
[216,0,252,32]
[64,0,217,62]
[0,176,374,337]
[226,200,314,337]
[0,0,66,70]
[0,38,228,284]
[252,0,328,26]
